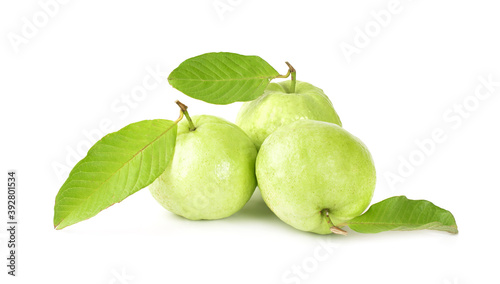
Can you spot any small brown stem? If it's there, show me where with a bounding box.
[274,62,297,93]
[285,62,296,93]
[275,61,295,79]
[175,100,196,131]
[176,100,188,113]
[329,226,348,236]
[324,209,348,236]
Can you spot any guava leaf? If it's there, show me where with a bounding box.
[346,196,458,234]
[168,52,280,104]
[53,119,177,230]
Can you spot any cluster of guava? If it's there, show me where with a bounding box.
[149,80,376,235]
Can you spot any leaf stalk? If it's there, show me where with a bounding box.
[175,100,196,131]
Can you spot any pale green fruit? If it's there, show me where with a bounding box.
[236,80,342,149]
[256,119,376,234]
[149,115,257,220]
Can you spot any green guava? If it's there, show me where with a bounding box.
[236,80,341,149]
[149,115,257,220]
[256,119,376,234]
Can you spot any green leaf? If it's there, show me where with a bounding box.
[168,52,280,104]
[54,119,177,230]
[346,196,458,234]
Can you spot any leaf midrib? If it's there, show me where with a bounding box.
[169,76,275,82]
[347,220,455,227]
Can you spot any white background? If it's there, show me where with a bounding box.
[1,1,499,283]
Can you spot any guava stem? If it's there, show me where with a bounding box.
[329,225,348,236]
[175,100,196,131]
[285,62,296,93]
[323,209,348,236]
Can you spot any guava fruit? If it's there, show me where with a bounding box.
[236,80,342,149]
[149,115,257,220]
[256,119,376,234]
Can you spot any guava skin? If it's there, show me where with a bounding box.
[149,115,257,220]
[236,80,342,150]
[256,120,376,234]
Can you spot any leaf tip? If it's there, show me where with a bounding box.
[53,218,64,230]
[450,226,459,234]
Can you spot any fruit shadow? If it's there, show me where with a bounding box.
[228,188,293,230]
[229,189,351,237]
[231,190,397,240]
[231,188,275,219]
